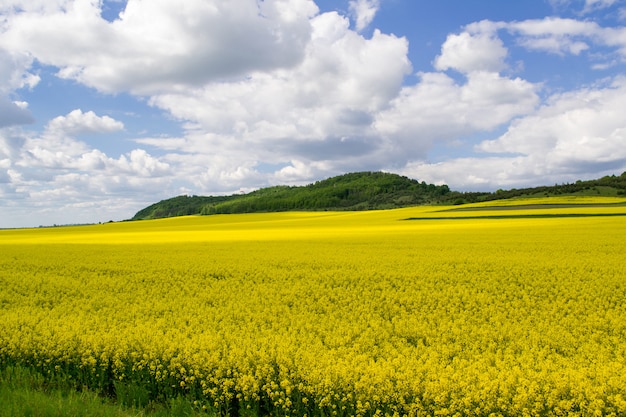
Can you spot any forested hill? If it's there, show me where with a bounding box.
[132,172,450,220]
[131,170,626,220]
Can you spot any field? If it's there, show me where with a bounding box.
[1,196,625,416]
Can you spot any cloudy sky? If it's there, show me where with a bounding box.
[2,0,626,227]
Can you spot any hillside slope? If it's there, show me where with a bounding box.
[132,170,626,220]
[132,172,450,220]
[444,171,626,204]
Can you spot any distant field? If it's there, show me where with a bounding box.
[1,196,625,416]
[449,195,626,207]
[407,197,626,220]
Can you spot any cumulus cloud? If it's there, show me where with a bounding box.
[401,77,626,190]
[439,16,626,77]
[434,30,508,73]
[117,149,171,177]
[349,0,380,32]
[20,136,169,179]
[400,156,536,191]
[388,17,626,190]
[478,77,626,168]
[374,71,539,162]
[2,107,165,197]
[0,48,40,93]
[0,0,319,94]
[431,17,623,74]
[502,17,626,64]
[46,109,124,136]
[0,121,173,227]
[442,17,626,68]
[146,12,411,165]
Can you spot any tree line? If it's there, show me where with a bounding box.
[132,171,626,220]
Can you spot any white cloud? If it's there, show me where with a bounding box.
[503,17,626,63]
[374,71,539,162]
[400,156,536,191]
[146,57,539,186]
[0,122,174,226]
[117,149,170,177]
[134,136,187,151]
[548,0,620,15]
[0,0,319,94]
[1,163,172,226]
[403,77,626,190]
[600,26,626,55]
[145,12,411,168]
[446,16,626,73]
[349,0,380,32]
[520,36,589,55]
[448,17,626,65]
[19,134,169,178]
[583,0,620,13]
[46,109,124,136]
[434,30,508,73]
[510,17,598,38]
[507,18,597,56]
[0,48,40,93]
[478,77,626,168]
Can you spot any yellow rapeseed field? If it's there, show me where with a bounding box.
[1,196,625,416]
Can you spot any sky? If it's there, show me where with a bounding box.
[2,0,626,228]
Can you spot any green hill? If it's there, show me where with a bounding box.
[132,172,450,220]
[131,171,626,220]
[131,195,234,220]
[442,171,626,205]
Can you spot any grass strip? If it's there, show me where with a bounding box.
[0,365,209,417]
[404,213,626,220]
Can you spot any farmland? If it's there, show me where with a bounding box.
[1,197,625,416]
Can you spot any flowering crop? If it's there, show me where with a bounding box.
[1,197,625,416]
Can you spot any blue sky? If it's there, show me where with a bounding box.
[1,0,626,227]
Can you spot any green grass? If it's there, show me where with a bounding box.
[0,366,211,417]
[405,213,626,220]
